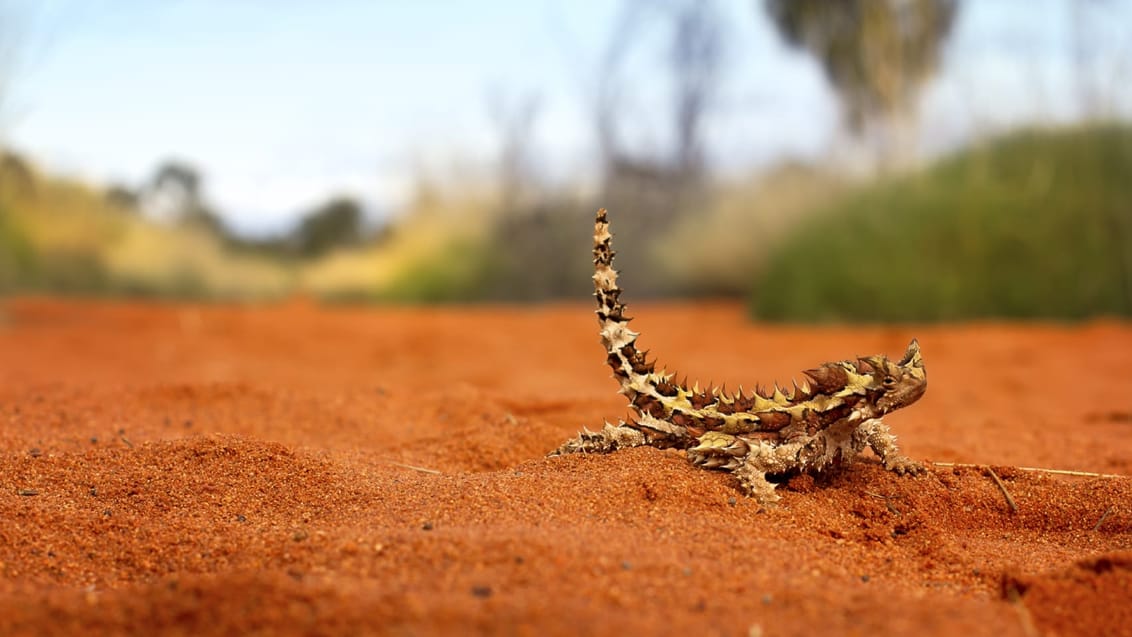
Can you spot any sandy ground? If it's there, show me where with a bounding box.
[0,298,1129,636]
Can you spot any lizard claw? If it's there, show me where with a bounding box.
[884,456,926,476]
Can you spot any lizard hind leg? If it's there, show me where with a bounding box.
[731,438,807,504]
[689,432,782,504]
[548,420,647,456]
[687,431,749,470]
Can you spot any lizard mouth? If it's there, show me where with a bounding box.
[896,380,928,408]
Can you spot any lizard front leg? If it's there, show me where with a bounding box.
[854,418,925,475]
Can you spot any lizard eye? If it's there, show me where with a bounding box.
[882,376,896,386]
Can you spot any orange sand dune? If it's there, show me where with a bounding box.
[1,298,1129,636]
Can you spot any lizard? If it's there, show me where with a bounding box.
[549,208,928,503]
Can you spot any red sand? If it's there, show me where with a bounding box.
[0,298,1129,636]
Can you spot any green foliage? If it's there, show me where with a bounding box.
[293,196,365,259]
[0,153,291,300]
[0,204,36,291]
[476,204,593,301]
[0,203,110,294]
[374,236,501,303]
[370,202,593,303]
[750,125,1132,321]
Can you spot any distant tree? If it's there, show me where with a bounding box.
[146,160,202,219]
[593,0,724,183]
[487,88,542,210]
[589,1,646,166]
[583,0,726,248]
[292,196,364,258]
[144,159,227,233]
[556,0,731,295]
[668,0,723,179]
[764,0,960,165]
[151,161,201,209]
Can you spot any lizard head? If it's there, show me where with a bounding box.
[857,339,927,415]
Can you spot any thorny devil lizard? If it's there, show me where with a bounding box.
[549,208,928,503]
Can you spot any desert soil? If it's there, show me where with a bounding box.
[0,298,1129,636]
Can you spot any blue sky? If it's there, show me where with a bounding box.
[3,0,1130,235]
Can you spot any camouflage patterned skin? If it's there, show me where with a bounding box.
[550,209,927,503]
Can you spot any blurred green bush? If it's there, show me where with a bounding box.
[0,158,290,300]
[4,124,1130,321]
[750,125,1132,321]
[0,204,36,290]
